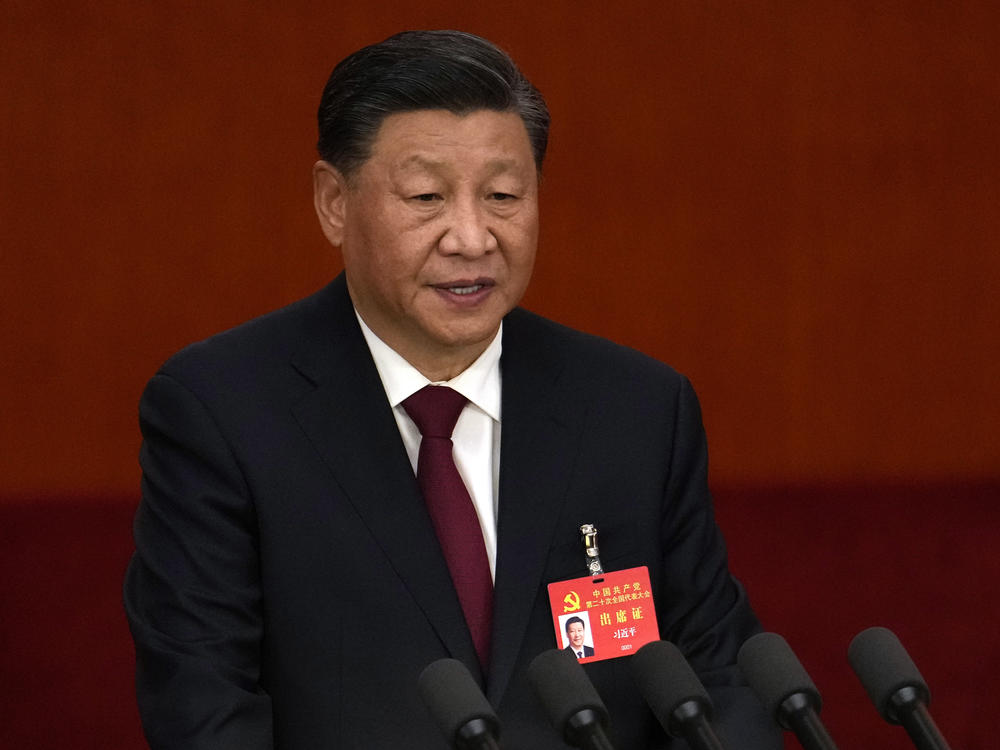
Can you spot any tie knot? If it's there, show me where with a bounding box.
[402,385,468,439]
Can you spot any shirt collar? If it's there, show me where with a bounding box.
[355,311,502,421]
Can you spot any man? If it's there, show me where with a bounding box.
[124,30,780,749]
[564,616,595,658]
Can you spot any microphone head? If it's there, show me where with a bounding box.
[418,658,500,747]
[738,632,822,727]
[630,640,713,736]
[848,626,930,723]
[528,648,610,743]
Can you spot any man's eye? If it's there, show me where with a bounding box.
[490,193,516,201]
[412,193,439,202]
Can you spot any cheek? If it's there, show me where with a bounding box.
[357,224,428,277]
[506,236,537,291]
[506,214,539,264]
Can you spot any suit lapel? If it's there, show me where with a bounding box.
[288,277,483,681]
[487,310,588,705]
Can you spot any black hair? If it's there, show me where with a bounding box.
[317,30,549,178]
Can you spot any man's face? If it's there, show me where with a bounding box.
[324,109,539,377]
[567,621,585,648]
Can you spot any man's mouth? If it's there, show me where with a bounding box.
[447,284,483,295]
[435,279,494,296]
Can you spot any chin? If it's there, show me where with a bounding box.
[432,318,503,347]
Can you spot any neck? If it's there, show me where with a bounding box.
[407,350,481,382]
[352,306,496,382]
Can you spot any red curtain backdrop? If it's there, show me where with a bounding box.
[3,1,997,496]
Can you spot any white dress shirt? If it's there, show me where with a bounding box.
[355,312,501,580]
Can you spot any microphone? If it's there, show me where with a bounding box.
[737,632,839,750]
[848,626,952,750]
[417,658,501,750]
[528,648,616,750]
[629,640,726,750]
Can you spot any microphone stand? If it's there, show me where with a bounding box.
[566,709,615,750]
[890,687,952,750]
[780,694,838,750]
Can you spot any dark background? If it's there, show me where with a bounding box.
[2,2,997,748]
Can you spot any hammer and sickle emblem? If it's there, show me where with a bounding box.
[563,591,581,612]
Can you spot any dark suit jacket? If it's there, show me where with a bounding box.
[566,644,595,658]
[124,274,779,749]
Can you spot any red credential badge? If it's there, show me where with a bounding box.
[547,566,660,663]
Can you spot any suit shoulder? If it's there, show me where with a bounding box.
[152,281,340,393]
[505,307,688,389]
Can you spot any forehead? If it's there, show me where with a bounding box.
[365,109,535,173]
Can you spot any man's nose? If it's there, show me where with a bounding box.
[438,197,498,257]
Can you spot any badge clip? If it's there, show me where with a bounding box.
[580,523,604,577]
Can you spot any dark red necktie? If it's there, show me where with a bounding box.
[402,385,493,669]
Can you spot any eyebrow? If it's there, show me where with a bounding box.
[395,155,523,175]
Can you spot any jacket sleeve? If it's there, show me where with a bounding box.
[656,376,781,750]
[123,371,273,750]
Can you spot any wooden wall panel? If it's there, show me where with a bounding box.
[2,1,997,499]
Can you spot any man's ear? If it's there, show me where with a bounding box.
[312,160,348,247]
